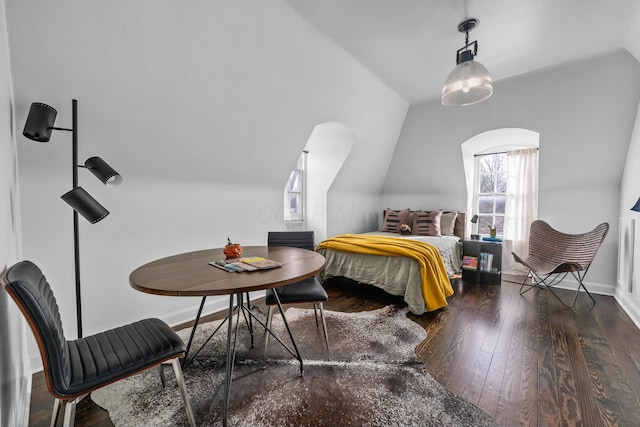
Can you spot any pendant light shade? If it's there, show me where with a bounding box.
[441,18,493,107]
[442,60,493,107]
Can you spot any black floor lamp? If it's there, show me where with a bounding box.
[23,99,122,338]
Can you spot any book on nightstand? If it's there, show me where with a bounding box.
[479,252,494,272]
[462,255,478,269]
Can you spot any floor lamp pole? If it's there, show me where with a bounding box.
[71,99,83,338]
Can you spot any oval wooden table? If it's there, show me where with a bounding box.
[130,246,326,427]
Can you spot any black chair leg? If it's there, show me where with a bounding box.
[263,305,275,364]
[318,302,330,359]
[545,271,596,309]
[159,364,166,388]
[519,272,535,295]
[264,303,330,360]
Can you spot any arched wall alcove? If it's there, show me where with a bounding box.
[461,128,540,217]
[296,122,355,242]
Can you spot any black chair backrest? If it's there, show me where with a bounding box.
[3,261,71,396]
[268,231,315,251]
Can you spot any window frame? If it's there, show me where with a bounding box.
[474,152,506,235]
[285,151,307,222]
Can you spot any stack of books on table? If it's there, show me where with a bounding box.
[209,257,282,272]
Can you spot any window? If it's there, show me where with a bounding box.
[462,129,539,274]
[475,153,506,235]
[285,152,306,222]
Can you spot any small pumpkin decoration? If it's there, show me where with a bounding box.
[224,237,243,259]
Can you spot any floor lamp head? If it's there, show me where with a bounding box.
[23,102,58,142]
[61,186,110,224]
[84,156,123,188]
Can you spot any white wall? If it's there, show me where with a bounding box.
[382,50,640,295]
[613,7,640,329]
[0,0,29,423]
[618,100,640,327]
[327,189,381,237]
[305,122,355,242]
[6,0,408,371]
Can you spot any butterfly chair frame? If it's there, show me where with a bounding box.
[2,261,196,427]
[512,220,609,308]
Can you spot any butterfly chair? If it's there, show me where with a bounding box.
[264,231,330,358]
[1,261,196,427]
[512,220,609,308]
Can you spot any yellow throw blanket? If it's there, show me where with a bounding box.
[317,234,454,311]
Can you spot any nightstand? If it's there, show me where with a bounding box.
[462,239,502,285]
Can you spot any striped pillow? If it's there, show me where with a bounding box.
[380,208,410,233]
[412,210,442,236]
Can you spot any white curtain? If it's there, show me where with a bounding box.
[503,148,539,274]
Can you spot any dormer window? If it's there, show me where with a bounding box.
[284,151,306,222]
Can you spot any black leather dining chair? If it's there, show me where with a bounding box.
[1,260,196,427]
[264,231,330,358]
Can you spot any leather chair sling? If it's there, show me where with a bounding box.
[512,220,609,308]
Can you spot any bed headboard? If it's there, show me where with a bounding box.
[381,209,466,239]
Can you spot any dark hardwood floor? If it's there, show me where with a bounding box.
[29,276,640,426]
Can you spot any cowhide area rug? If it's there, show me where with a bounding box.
[91,305,497,427]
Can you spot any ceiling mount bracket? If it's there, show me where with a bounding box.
[457,18,479,33]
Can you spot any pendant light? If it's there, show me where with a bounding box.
[441,18,493,107]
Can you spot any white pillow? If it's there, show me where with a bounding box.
[440,211,458,236]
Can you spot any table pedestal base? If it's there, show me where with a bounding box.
[182,292,304,427]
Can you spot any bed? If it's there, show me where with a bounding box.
[317,209,465,315]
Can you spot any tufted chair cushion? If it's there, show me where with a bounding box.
[265,277,328,305]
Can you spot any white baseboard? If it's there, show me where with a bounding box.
[0,372,32,427]
[550,278,616,296]
[21,375,32,427]
[164,291,264,329]
[30,352,42,374]
[614,288,640,330]
[163,295,229,329]
[503,275,616,296]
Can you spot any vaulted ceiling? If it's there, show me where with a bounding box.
[283,0,640,103]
